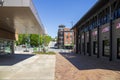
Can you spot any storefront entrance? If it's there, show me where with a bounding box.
[117,38,120,59]
[93,41,97,55]
[87,42,90,54]
[103,40,110,57]
[82,43,85,53]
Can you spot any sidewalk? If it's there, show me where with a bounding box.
[0,53,56,80]
[55,52,120,80]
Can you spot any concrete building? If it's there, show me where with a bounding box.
[72,0,120,61]
[58,25,74,49]
[0,0,45,54]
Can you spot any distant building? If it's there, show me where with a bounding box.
[57,25,74,49]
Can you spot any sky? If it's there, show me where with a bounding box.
[33,0,98,38]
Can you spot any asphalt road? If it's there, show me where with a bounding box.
[48,41,72,53]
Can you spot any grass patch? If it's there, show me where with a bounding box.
[34,51,56,55]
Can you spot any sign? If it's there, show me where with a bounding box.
[87,32,89,37]
[92,31,97,36]
[82,34,84,39]
[102,26,109,33]
[116,23,120,29]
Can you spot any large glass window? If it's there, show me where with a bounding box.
[93,41,97,55]
[118,8,120,18]
[103,40,110,56]
[113,10,118,20]
[87,42,90,54]
[0,39,13,54]
[82,43,84,53]
[117,38,120,59]
[0,40,4,53]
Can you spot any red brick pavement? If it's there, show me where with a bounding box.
[55,53,120,80]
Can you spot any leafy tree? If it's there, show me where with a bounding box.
[39,35,44,45]
[43,35,52,46]
[30,34,39,47]
[15,34,28,45]
[16,34,52,47]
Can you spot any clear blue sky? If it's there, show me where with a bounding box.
[33,0,98,38]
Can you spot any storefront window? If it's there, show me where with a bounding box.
[106,15,109,23]
[113,10,118,20]
[102,26,110,33]
[0,40,4,53]
[87,42,89,53]
[92,30,97,36]
[117,38,120,59]
[0,39,13,54]
[82,43,84,53]
[103,40,110,56]
[93,41,97,55]
[116,23,120,29]
[82,34,84,39]
[98,20,100,26]
[118,8,120,18]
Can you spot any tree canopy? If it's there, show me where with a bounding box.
[16,34,52,47]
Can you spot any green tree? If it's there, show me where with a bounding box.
[39,35,44,45]
[15,34,28,45]
[43,35,52,46]
[30,34,39,47]
[15,34,52,47]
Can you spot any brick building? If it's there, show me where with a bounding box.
[57,25,74,49]
[72,0,120,61]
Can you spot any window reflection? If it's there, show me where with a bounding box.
[93,41,97,55]
[103,40,110,56]
[0,39,13,54]
[117,38,120,59]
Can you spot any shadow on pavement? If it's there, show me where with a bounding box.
[59,52,120,71]
[0,54,35,66]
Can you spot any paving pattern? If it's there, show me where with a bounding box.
[0,53,55,80]
[55,52,120,80]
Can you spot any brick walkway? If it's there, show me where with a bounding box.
[55,52,120,80]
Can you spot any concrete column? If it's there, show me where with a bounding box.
[89,30,91,56]
[84,32,86,55]
[97,26,100,58]
[11,41,14,54]
[109,3,113,61]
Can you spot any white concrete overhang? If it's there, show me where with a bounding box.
[0,0,45,34]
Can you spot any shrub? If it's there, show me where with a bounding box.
[34,51,56,55]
